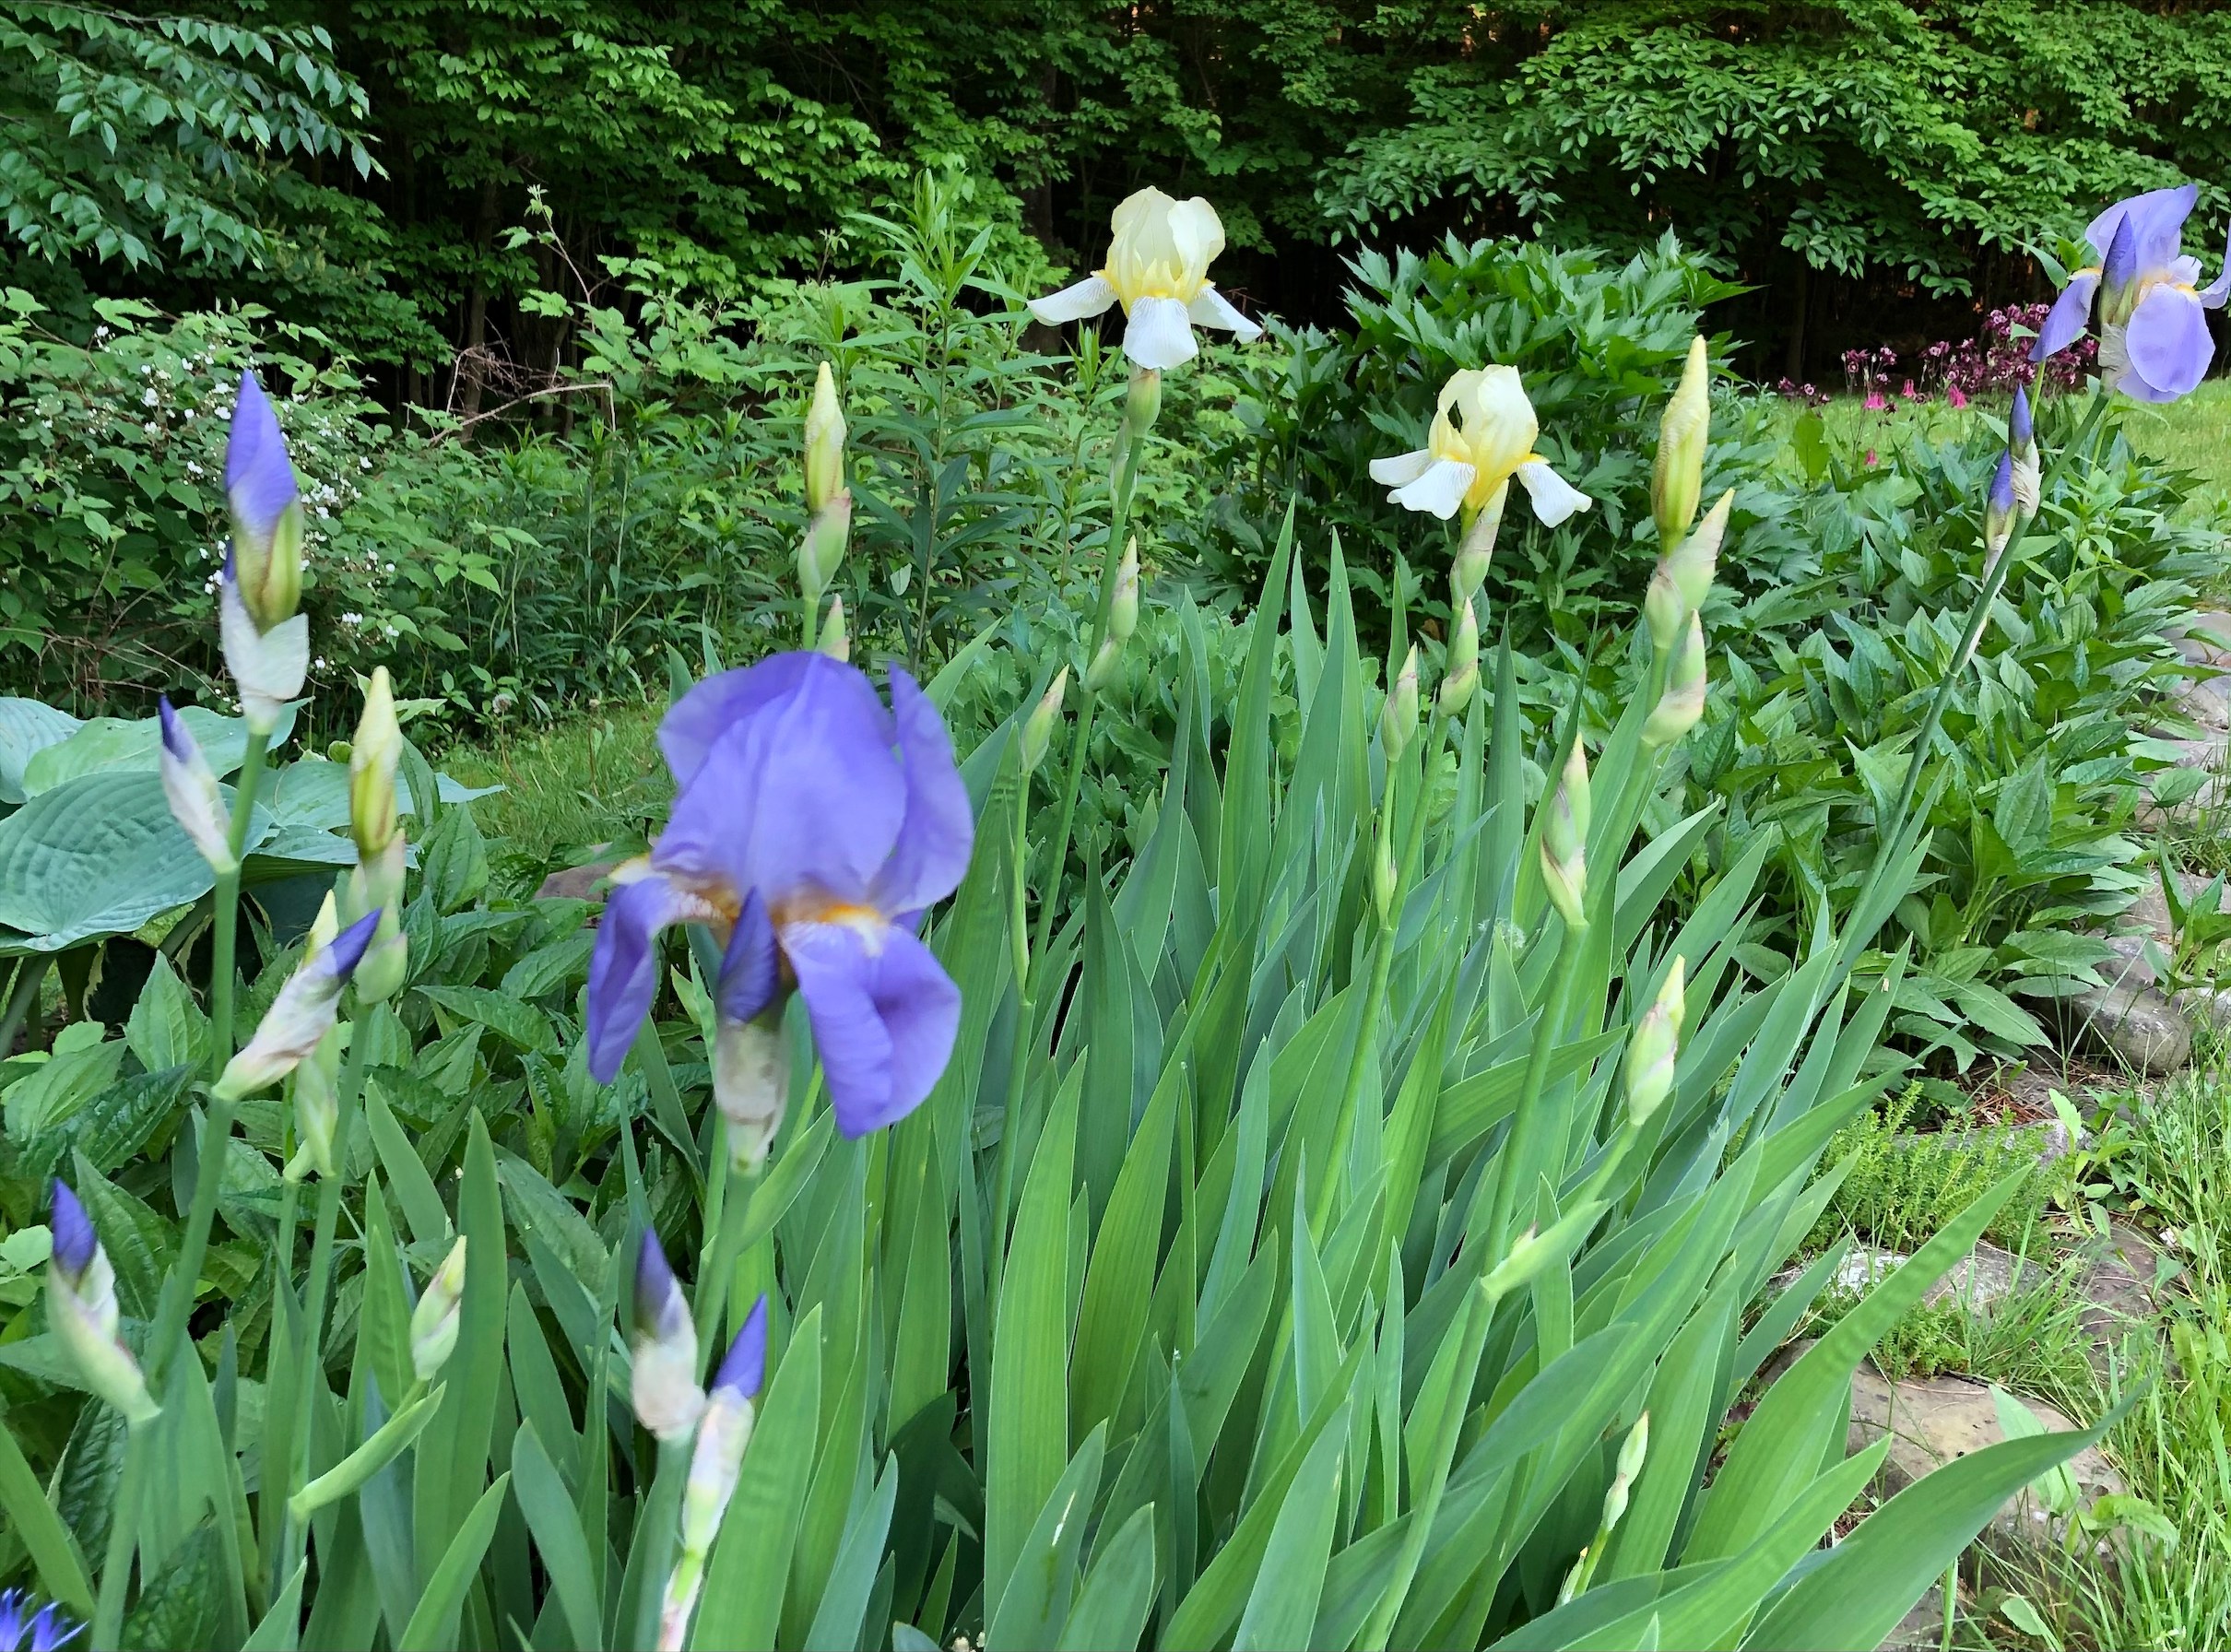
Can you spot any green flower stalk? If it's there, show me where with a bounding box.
[1540,741,1590,929]
[1622,958,1685,1128]
[1085,537,1140,691]
[1641,612,1708,747]
[409,1236,467,1382]
[1653,336,1710,547]
[1562,1411,1651,1603]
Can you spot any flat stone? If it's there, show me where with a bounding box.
[2176,985,2231,1032]
[535,858,620,902]
[1847,1369,2124,1547]
[2077,1221,2161,1344]
[2061,982,2191,1074]
[2135,738,2231,828]
[2175,675,2231,731]
[2098,932,2158,991]
[2115,866,2231,946]
[1770,1242,2024,1313]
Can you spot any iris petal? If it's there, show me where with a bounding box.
[223,370,300,537]
[1029,275,1119,326]
[869,670,974,916]
[1369,449,1434,488]
[587,874,691,1081]
[1389,456,1476,519]
[2087,184,2198,274]
[2031,272,2099,361]
[780,919,961,1137]
[715,890,780,1024]
[657,656,904,907]
[660,655,817,793]
[1186,286,1261,343]
[1516,459,1592,526]
[1122,296,1198,371]
[2124,283,2214,400]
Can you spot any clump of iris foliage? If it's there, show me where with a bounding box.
[0,182,2210,1652]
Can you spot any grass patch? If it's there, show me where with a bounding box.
[436,701,671,892]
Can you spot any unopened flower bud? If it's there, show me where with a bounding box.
[350,667,401,858]
[218,560,308,736]
[285,1023,344,1183]
[1644,566,1685,656]
[2098,215,2141,327]
[225,371,304,632]
[1540,742,1589,927]
[1652,336,1710,546]
[661,1298,769,1650]
[1665,490,1730,614]
[632,1231,704,1441]
[1381,645,1420,761]
[1453,485,1505,600]
[1641,614,1707,747]
[804,363,846,516]
[1622,958,1685,1127]
[1124,366,1163,439]
[1374,832,1399,923]
[1984,451,2017,562]
[216,910,383,1099]
[1108,538,1139,645]
[817,596,850,662]
[159,698,234,874]
[799,490,853,605]
[1021,669,1068,776]
[1438,598,1480,717]
[409,1237,467,1382]
[47,1182,159,1423]
[1085,634,1125,694]
[1617,1410,1651,1484]
[714,1015,789,1172]
[2009,386,2040,515]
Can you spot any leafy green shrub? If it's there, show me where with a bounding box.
[1808,1084,2072,1256]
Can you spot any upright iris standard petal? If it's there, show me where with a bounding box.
[868,672,973,917]
[2087,184,2199,276]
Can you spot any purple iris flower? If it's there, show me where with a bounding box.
[586,654,971,1139]
[2033,185,2230,402]
[28,1603,79,1652]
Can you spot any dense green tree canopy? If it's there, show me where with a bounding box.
[6,0,2229,384]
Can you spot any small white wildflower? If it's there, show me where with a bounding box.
[142,387,158,407]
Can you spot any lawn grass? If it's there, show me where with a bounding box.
[435,700,671,890]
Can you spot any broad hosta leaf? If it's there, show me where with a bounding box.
[0,697,82,805]
[0,771,266,950]
[25,702,293,795]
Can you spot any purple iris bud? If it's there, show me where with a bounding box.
[321,908,383,983]
[50,1181,95,1280]
[224,370,299,540]
[2032,184,2226,401]
[2009,382,2033,451]
[28,1603,78,1652]
[713,1295,768,1402]
[1989,451,2016,516]
[631,1228,704,1440]
[586,654,972,1140]
[634,1228,687,1341]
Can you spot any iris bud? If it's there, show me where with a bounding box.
[284,1023,344,1183]
[1600,1411,1650,1532]
[409,1237,467,1382]
[1108,537,1140,645]
[1381,645,1420,762]
[2098,214,2141,327]
[1540,742,1589,928]
[1643,566,1685,657]
[1124,366,1163,440]
[714,1016,789,1173]
[1652,336,1710,546]
[1984,451,2018,562]
[661,1298,769,1651]
[817,596,850,663]
[1085,635,1125,694]
[47,1181,159,1423]
[631,1230,705,1441]
[350,667,401,860]
[159,698,235,875]
[1438,597,1480,718]
[1021,668,1068,777]
[1641,613,1707,747]
[216,909,382,1099]
[1453,485,1505,601]
[798,491,853,607]
[1622,958,1685,1128]
[225,371,304,633]
[1666,490,1730,613]
[804,363,846,517]
[2009,384,2039,514]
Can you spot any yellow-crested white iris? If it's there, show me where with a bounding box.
[1029,188,1262,370]
[1370,367,1590,527]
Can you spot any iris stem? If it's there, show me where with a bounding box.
[1029,370,1151,965]
[91,1415,152,1650]
[148,727,272,1383]
[1481,912,1592,1261]
[208,729,271,1071]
